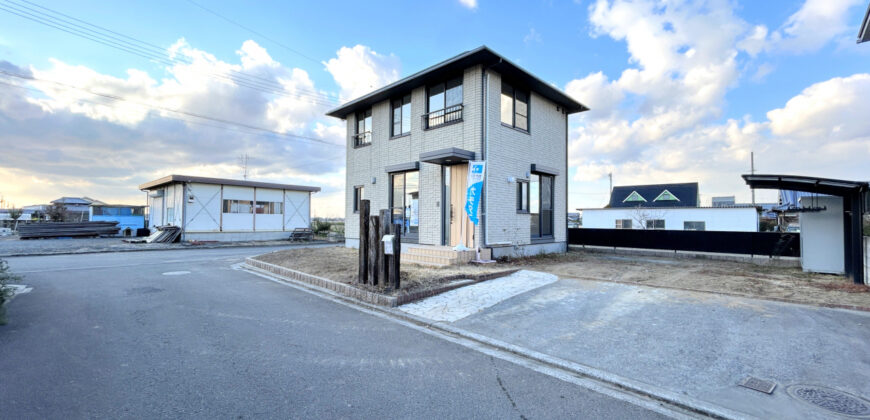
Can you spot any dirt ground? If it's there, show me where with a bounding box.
[502,250,870,309]
[255,246,870,309]
[253,247,510,295]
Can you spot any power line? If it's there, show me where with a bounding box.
[0,0,339,107]
[8,0,337,104]
[0,70,343,148]
[184,0,323,66]
[0,79,347,172]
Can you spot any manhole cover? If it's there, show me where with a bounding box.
[786,385,870,418]
[739,376,776,394]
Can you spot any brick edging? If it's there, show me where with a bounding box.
[245,258,519,307]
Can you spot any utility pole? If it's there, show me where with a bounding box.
[608,172,613,193]
[238,154,249,180]
[750,151,755,205]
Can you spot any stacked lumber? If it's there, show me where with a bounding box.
[18,222,120,239]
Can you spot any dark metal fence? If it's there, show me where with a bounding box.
[568,228,801,257]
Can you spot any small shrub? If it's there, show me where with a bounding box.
[0,259,21,325]
[311,220,332,235]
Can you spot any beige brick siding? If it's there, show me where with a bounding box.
[344,64,566,251]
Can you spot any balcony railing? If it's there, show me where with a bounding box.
[352,131,371,147]
[422,104,463,130]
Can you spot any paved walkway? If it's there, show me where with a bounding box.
[408,274,870,419]
[398,270,558,322]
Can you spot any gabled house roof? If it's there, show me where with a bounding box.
[608,183,699,208]
[325,46,588,119]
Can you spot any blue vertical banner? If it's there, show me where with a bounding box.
[465,160,486,225]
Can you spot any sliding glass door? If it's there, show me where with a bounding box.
[390,171,419,242]
[530,173,554,239]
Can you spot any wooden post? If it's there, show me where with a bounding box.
[358,199,370,284]
[390,221,402,290]
[379,209,389,289]
[368,214,379,286]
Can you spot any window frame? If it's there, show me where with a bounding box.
[354,109,372,148]
[516,179,530,213]
[424,76,464,129]
[615,219,633,229]
[222,199,254,214]
[646,219,666,230]
[390,94,412,138]
[529,173,555,239]
[500,81,530,133]
[683,221,705,231]
[353,185,364,214]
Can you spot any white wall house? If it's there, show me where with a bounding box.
[139,175,320,241]
[326,46,588,258]
[580,206,760,232]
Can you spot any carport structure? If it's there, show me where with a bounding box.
[742,174,868,284]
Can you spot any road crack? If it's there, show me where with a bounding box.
[490,356,529,420]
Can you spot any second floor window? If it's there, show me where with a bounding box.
[501,82,529,131]
[355,109,372,147]
[425,77,463,128]
[392,94,411,137]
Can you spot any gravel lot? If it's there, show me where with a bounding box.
[256,246,870,309]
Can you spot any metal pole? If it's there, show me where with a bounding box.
[751,152,756,206]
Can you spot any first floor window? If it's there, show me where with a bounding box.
[222,199,253,214]
[255,202,283,214]
[353,186,364,213]
[615,219,632,229]
[684,221,705,231]
[517,180,529,213]
[530,173,554,238]
[646,219,665,230]
[390,171,419,238]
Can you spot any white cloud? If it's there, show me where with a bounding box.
[323,45,401,101]
[771,0,863,53]
[458,0,478,10]
[568,0,870,209]
[524,27,543,44]
[0,41,362,217]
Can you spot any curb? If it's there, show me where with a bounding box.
[0,241,338,258]
[245,257,520,307]
[240,262,750,420]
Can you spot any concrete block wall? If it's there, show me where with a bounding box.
[483,70,568,247]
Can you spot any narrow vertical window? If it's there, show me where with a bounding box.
[500,81,530,132]
[391,94,411,137]
[354,109,372,146]
[353,186,364,213]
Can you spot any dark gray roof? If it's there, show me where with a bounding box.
[326,46,588,119]
[608,182,699,208]
[139,175,320,192]
[859,1,870,43]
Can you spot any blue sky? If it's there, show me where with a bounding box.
[1,0,869,216]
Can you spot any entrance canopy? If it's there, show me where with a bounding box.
[420,147,475,166]
[742,174,868,284]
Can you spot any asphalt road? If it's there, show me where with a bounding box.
[1,247,671,419]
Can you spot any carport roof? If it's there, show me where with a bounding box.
[742,174,868,196]
[139,175,321,192]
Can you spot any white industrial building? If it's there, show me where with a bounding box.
[139,175,320,241]
[580,206,760,232]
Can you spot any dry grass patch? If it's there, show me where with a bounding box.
[498,249,870,309]
[253,246,511,296]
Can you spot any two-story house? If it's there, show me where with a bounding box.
[326,46,587,262]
